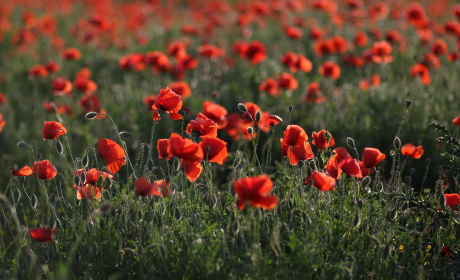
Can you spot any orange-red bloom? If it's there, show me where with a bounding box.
[259,78,279,96]
[28,65,48,78]
[180,159,203,182]
[98,139,126,174]
[152,87,183,121]
[11,166,33,176]
[157,139,172,160]
[33,160,58,180]
[61,47,82,60]
[401,143,424,159]
[281,140,315,165]
[169,133,204,163]
[445,193,460,210]
[319,61,341,80]
[285,26,303,40]
[278,73,298,90]
[202,101,228,129]
[431,39,448,56]
[73,184,103,200]
[265,115,282,126]
[371,41,393,64]
[135,177,162,197]
[306,171,336,191]
[306,82,326,104]
[186,113,218,138]
[243,41,267,65]
[410,63,431,85]
[362,148,386,168]
[52,78,73,96]
[81,168,113,185]
[233,175,278,210]
[453,115,460,127]
[200,137,228,164]
[28,228,56,242]
[167,81,192,99]
[282,125,308,147]
[312,129,335,150]
[43,121,67,140]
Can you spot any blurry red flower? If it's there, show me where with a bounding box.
[306,171,336,191]
[331,35,348,53]
[168,41,187,59]
[74,77,97,94]
[410,63,431,85]
[306,82,326,104]
[385,30,403,44]
[319,61,341,80]
[52,77,73,96]
[362,148,386,168]
[312,129,335,150]
[314,39,336,56]
[143,95,157,111]
[401,143,424,159]
[73,184,103,200]
[371,41,393,64]
[119,53,146,71]
[445,193,460,210]
[145,51,171,72]
[285,26,303,40]
[200,137,228,164]
[135,177,162,197]
[202,101,228,129]
[167,81,191,99]
[277,73,298,90]
[61,47,82,61]
[11,166,33,176]
[259,78,279,96]
[431,39,447,56]
[45,61,59,73]
[243,41,267,65]
[79,94,101,113]
[0,114,4,133]
[0,93,6,105]
[28,228,56,242]
[224,113,244,140]
[43,121,67,140]
[186,113,218,138]
[354,31,368,47]
[33,160,58,180]
[309,26,323,40]
[98,139,126,174]
[406,3,427,27]
[198,44,225,60]
[28,65,48,78]
[233,175,278,210]
[152,87,183,121]
[453,115,460,127]
[441,246,455,258]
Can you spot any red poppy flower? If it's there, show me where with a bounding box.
[309,26,323,40]
[280,52,298,72]
[343,54,365,68]
[410,63,431,85]
[224,113,244,140]
[45,61,59,73]
[385,30,403,45]
[199,137,228,164]
[242,102,270,132]
[143,95,157,111]
[202,101,228,129]
[296,55,313,73]
[319,61,341,80]
[74,77,97,94]
[306,171,336,191]
[79,94,101,113]
[73,184,103,200]
[401,143,424,159]
[285,26,303,40]
[51,77,73,96]
[282,125,308,147]
[61,47,82,61]
[265,115,282,126]
[431,39,447,56]
[135,177,162,197]
[28,228,56,242]
[259,78,280,96]
[406,3,427,27]
[180,159,203,182]
[453,115,460,127]
[82,168,113,185]
[157,139,172,160]
[358,161,371,177]
[233,175,278,210]
[280,140,315,165]
[445,193,460,210]
[177,55,198,71]
[312,129,335,150]
[331,35,348,53]
[243,41,267,65]
[28,65,48,78]
[362,148,386,168]
[306,82,326,104]
[43,121,67,140]
[314,39,336,56]
[448,52,460,62]
[441,246,455,258]
[328,148,362,178]
[11,166,33,176]
[168,41,187,59]
[98,139,126,174]
[354,31,368,47]
[198,44,225,60]
[371,41,393,64]
[169,133,204,163]
[186,113,218,138]
[152,87,183,121]
[0,93,7,105]
[33,160,58,180]
[119,53,146,71]
[167,82,192,99]
[278,73,299,90]
[145,51,171,72]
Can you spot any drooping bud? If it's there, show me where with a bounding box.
[17,141,27,149]
[85,112,98,120]
[237,103,247,113]
[362,176,371,187]
[288,106,293,113]
[347,137,355,148]
[56,140,63,155]
[393,137,401,150]
[118,131,132,138]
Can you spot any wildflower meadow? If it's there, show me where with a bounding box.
[1,0,460,278]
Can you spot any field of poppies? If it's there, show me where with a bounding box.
[2,0,460,278]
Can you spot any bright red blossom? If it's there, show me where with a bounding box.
[98,139,126,174]
[233,175,278,210]
[43,121,67,140]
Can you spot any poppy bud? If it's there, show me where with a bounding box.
[353,214,360,227]
[247,126,253,135]
[56,140,63,155]
[255,110,261,122]
[426,158,430,164]
[147,159,154,171]
[36,153,42,161]
[85,112,98,120]
[347,137,355,148]
[179,110,186,117]
[406,100,412,108]
[237,103,247,113]
[205,146,211,153]
[410,168,415,174]
[118,131,132,138]
[362,176,371,187]
[17,141,27,149]
[393,137,401,150]
[289,106,293,112]
[82,155,89,168]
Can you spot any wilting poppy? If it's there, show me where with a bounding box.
[28,228,56,242]
[265,115,282,126]
[401,143,424,159]
[169,133,204,163]
[306,171,336,191]
[152,87,183,121]
[11,166,33,176]
[52,78,72,96]
[135,177,162,197]
[453,115,460,127]
[61,47,82,61]
[199,137,228,164]
[233,175,278,210]
[167,82,192,99]
[362,148,386,168]
[186,113,218,138]
[74,184,103,200]
[98,138,126,174]
[312,129,335,150]
[43,121,67,140]
[202,101,228,129]
[259,78,279,96]
[319,61,341,80]
[33,160,58,180]
[445,193,460,210]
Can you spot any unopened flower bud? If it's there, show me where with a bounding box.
[36,153,42,161]
[118,131,132,138]
[237,103,247,113]
[289,106,293,113]
[17,141,27,149]
[362,176,371,187]
[85,112,98,120]
[393,137,401,150]
[255,110,261,122]
[347,137,355,148]
[205,146,211,153]
[406,100,412,108]
[246,127,253,135]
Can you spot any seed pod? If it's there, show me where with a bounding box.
[85,112,98,119]
[17,141,27,149]
[393,137,401,150]
[347,137,355,148]
[237,103,247,113]
[56,140,63,155]
[81,155,89,168]
[118,131,132,138]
